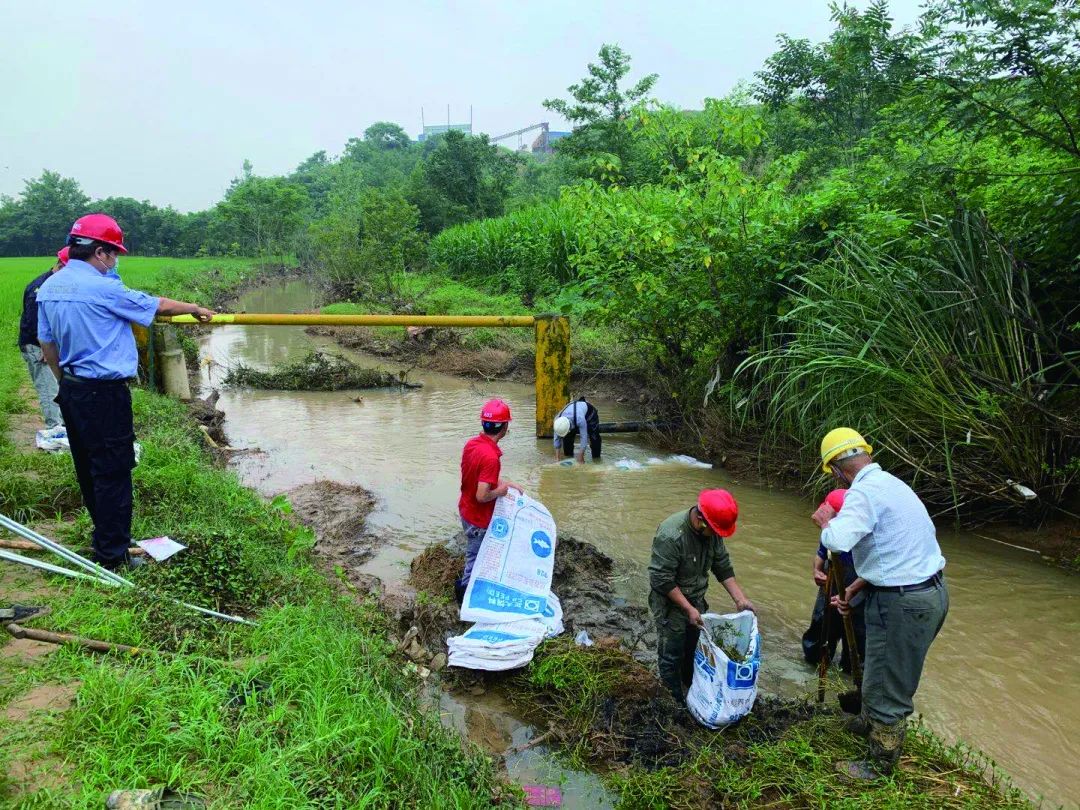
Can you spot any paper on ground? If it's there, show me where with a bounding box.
[136,536,186,562]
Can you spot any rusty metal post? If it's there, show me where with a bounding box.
[534,315,570,438]
[132,323,156,391]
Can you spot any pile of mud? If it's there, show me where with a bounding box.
[283,481,381,588]
[187,390,228,446]
[404,535,655,657]
[552,538,656,657]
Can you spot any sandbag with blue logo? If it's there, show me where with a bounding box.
[686,611,761,728]
[460,492,558,625]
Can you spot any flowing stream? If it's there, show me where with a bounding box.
[197,281,1079,807]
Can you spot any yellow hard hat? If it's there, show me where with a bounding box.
[820,428,872,472]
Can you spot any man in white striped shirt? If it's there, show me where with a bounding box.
[552,398,601,463]
[812,428,949,781]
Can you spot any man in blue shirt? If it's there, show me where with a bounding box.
[37,214,215,570]
[18,247,69,432]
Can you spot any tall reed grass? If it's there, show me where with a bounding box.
[734,215,1079,520]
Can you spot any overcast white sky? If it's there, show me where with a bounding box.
[1,0,925,212]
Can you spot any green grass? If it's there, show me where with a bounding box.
[512,641,1031,809]
[0,256,508,808]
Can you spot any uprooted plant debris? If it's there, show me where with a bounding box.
[708,622,747,663]
[223,350,420,391]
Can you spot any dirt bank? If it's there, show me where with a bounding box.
[307,324,652,404]
[308,325,529,381]
[405,533,655,658]
[282,480,381,587]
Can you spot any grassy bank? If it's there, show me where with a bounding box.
[0,257,506,808]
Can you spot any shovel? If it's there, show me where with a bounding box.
[830,554,863,714]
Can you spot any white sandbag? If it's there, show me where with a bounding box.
[686,611,760,729]
[35,426,69,453]
[540,591,564,637]
[461,493,557,624]
[448,650,536,671]
[447,619,547,671]
[670,454,712,469]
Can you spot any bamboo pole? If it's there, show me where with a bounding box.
[5,622,153,656]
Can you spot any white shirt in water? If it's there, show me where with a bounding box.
[553,400,590,449]
[820,463,946,587]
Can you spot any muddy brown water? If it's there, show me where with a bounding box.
[198,281,1079,807]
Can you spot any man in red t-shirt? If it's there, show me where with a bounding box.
[456,398,523,601]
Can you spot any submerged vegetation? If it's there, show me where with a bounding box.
[224,350,407,391]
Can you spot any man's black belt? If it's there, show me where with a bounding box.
[869,572,943,594]
[61,372,130,386]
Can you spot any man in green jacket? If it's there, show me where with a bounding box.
[648,489,756,704]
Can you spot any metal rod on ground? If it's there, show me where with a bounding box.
[0,538,144,556]
[0,514,128,587]
[1,514,254,626]
[817,562,835,703]
[0,549,116,584]
[5,622,154,656]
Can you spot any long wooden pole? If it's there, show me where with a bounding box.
[817,563,835,703]
[831,555,863,690]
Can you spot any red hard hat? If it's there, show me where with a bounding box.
[697,489,738,537]
[823,488,847,513]
[56,246,70,266]
[480,398,512,423]
[69,213,128,253]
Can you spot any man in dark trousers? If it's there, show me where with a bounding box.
[801,488,866,673]
[18,246,69,434]
[37,214,215,570]
[552,397,601,462]
[814,428,948,781]
[648,489,755,704]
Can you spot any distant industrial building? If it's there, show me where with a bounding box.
[491,122,571,154]
[418,123,473,142]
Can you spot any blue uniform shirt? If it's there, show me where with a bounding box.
[36,259,159,380]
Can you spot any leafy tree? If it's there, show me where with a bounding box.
[93,196,186,256]
[309,186,424,299]
[0,171,89,255]
[543,44,658,176]
[364,121,412,150]
[218,176,310,258]
[920,0,1080,160]
[754,2,922,166]
[411,130,521,232]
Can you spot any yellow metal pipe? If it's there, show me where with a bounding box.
[160,313,536,327]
